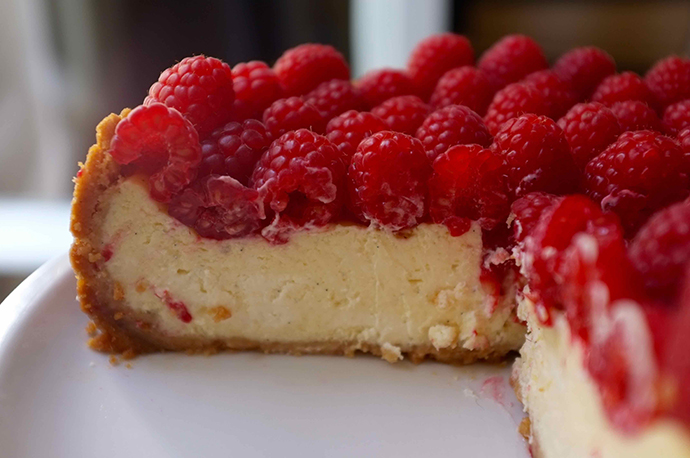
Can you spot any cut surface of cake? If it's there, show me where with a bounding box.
[70,33,690,456]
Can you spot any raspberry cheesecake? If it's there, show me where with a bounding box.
[71,33,690,456]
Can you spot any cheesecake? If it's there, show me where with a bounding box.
[70,34,690,456]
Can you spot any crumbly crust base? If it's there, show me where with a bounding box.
[70,111,517,363]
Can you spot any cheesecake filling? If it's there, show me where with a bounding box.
[515,298,690,458]
[98,177,524,356]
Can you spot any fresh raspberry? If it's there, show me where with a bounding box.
[680,127,690,155]
[484,82,549,135]
[610,100,661,132]
[348,131,430,230]
[325,110,387,159]
[145,55,235,138]
[662,99,690,136]
[509,192,561,242]
[477,34,548,90]
[168,176,264,239]
[429,66,494,115]
[371,95,430,135]
[273,43,350,96]
[584,130,689,234]
[590,72,655,108]
[553,47,616,100]
[110,103,201,202]
[262,97,326,138]
[252,129,346,243]
[415,104,492,162]
[490,113,578,197]
[199,119,272,185]
[645,56,690,110]
[407,33,474,99]
[629,200,690,299]
[303,79,363,121]
[230,61,283,122]
[523,70,577,120]
[557,102,621,169]
[355,69,418,109]
[428,144,510,235]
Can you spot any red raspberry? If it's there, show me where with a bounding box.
[326,110,387,160]
[252,129,346,243]
[523,70,577,119]
[415,105,492,162]
[477,34,548,90]
[273,43,350,96]
[584,130,689,234]
[510,192,561,242]
[484,82,549,136]
[199,119,272,185]
[428,144,510,235]
[231,61,283,122]
[645,56,690,110]
[371,95,430,135]
[557,102,621,169]
[663,266,690,427]
[490,113,578,197]
[429,66,494,115]
[348,131,430,230]
[262,97,326,138]
[680,127,690,155]
[591,71,655,108]
[146,55,235,138]
[407,33,474,99]
[610,100,661,133]
[303,79,363,121]
[629,200,690,299]
[662,99,690,136]
[110,103,201,202]
[355,69,418,109]
[553,47,616,100]
[168,176,265,239]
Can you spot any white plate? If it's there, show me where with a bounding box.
[0,255,529,457]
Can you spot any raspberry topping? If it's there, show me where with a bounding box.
[145,55,235,138]
[325,110,387,159]
[348,131,430,230]
[478,34,548,90]
[355,69,418,109]
[557,102,621,169]
[629,200,690,299]
[303,79,363,121]
[371,95,430,135]
[591,71,655,108]
[523,69,577,120]
[429,66,495,115]
[584,130,689,234]
[415,104,492,162]
[407,33,475,99]
[610,100,661,133]
[662,99,690,136]
[509,192,561,242]
[231,61,283,122]
[663,266,690,427]
[168,176,265,239]
[484,82,549,135]
[199,119,272,185]
[262,97,326,138]
[645,56,690,110]
[490,113,578,197]
[680,127,690,155]
[553,47,616,100]
[110,103,201,202]
[428,144,510,235]
[251,129,346,243]
[273,43,350,96]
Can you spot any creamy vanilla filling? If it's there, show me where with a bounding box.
[515,298,690,458]
[98,177,524,357]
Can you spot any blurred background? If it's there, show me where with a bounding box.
[0,0,689,300]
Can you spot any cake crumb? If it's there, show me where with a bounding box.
[381,343,403,363]
[122,349,137,360]
[135,279,149,293]
[125,363,133,369]
[113,312,124,321]
[518,417,531,439]
[113,282,125,301]
[109,355,119,366]
[209,306,232,322]
[429,324,459,350]
[85,321,98,336]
